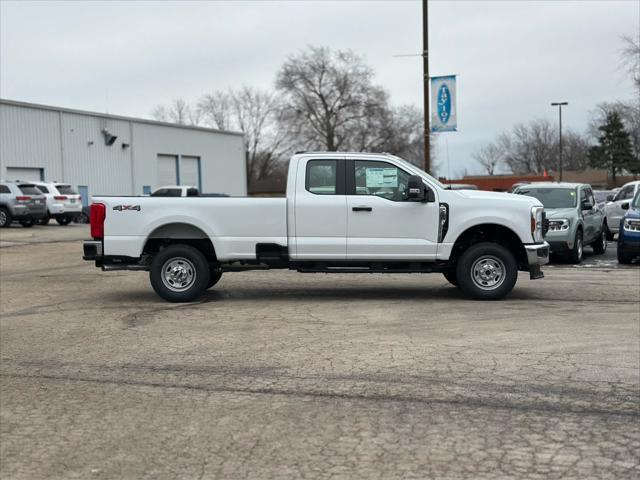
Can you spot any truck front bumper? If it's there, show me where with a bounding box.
[524,242,550,279]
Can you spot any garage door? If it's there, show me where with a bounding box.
[6,167,43,181]
[157,155,177,186]
[181,156,200,188]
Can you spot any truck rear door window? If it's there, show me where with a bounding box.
[306,160,338,195]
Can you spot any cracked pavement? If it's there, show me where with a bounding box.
[1,225,639,479]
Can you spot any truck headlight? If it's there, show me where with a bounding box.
[531,206,544,242]
[548,218,570,232]
[623,218,640,232]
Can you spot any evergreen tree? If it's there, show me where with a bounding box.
[588,111,635,183]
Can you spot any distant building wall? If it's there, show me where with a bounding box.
[0,99,246,199]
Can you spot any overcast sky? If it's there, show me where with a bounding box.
[1,0,638,176]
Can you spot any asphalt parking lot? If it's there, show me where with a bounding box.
[1,224,639,479]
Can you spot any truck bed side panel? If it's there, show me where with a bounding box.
[95,197,287,261]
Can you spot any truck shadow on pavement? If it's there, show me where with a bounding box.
[101,283,541,305]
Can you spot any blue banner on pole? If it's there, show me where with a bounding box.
[431,75,457,132]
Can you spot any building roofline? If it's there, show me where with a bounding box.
[0,98,244,137]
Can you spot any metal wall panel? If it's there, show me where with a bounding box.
[180,156,200,188]
[157,155,178,186]
[60,112,133,196]
[0,104,63,180]
[5,167,43,181]
[1,100,246,198]
[132,123,246,196]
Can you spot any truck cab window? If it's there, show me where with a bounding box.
[354,160,411,202]
[306,160,337,195]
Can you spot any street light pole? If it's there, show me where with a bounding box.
[422,0,430,174]
[551,102,568,181]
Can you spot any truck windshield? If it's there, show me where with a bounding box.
[389,155,445,189]
[517,188,577,208]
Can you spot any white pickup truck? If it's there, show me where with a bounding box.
[83,152,550,301]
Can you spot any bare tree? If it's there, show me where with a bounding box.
[498,119,557,174]
[197,91,233,131]
[151,98,200,125]
[620,35,640,90]
[276,46,389,152]
[198,87,288,182]
[473,142,502,175]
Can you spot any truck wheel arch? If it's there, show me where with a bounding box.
[449,223,527,268]
[143,223,217,261]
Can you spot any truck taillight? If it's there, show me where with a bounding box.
[90,203,106,239]
[54,195,68,200]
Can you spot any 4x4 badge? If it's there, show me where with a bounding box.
[113,205,141,211]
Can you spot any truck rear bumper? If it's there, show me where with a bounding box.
[83,240,103,261]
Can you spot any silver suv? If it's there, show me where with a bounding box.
[0,181,48,227]
[514,182,607,263]
[33,182,83,225]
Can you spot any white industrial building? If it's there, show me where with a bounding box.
[0,99,247,204]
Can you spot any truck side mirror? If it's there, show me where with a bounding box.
[407,175,425,202]
[622,202,630,210]
[407,175,434,202]
[606,194,614,202]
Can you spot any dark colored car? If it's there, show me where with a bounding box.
[617,190,640,264]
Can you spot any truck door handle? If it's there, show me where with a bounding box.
[352,206,373,212]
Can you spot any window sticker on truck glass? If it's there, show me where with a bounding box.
[365,168,398,188]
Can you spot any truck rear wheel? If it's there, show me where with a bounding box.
[456,243,518,300]
[149,244,210,302]
[207,268,223,289]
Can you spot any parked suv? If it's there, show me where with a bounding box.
[605,180,640,240]
[514,183,606,263]
[0,181,47,227]
[33,182,82,225]
[617,190,640,264]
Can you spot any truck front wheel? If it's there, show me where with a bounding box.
[149,244,210,302]
[442,269,459,287]
[456,243,518,300]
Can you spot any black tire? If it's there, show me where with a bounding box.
[605,222,614,241]
[591,227,607,255]
[56,217,72,226]
[0,207,11,228]
[20,219,34,228]
[207,268,223,289]
[37,213,50,225]
[455,242,518,300]
[442,269,459,287]
[567,229,583,264]
[149,244,210,302]
[617,242,633,264]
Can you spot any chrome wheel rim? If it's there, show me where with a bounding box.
[577,237,583,260]
[161,257,196,292]
[0,211,6,226]
[471,255,506,290]
[602,231,607,253]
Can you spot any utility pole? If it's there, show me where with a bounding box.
[423,0,430,174]
[551,102,568,181]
